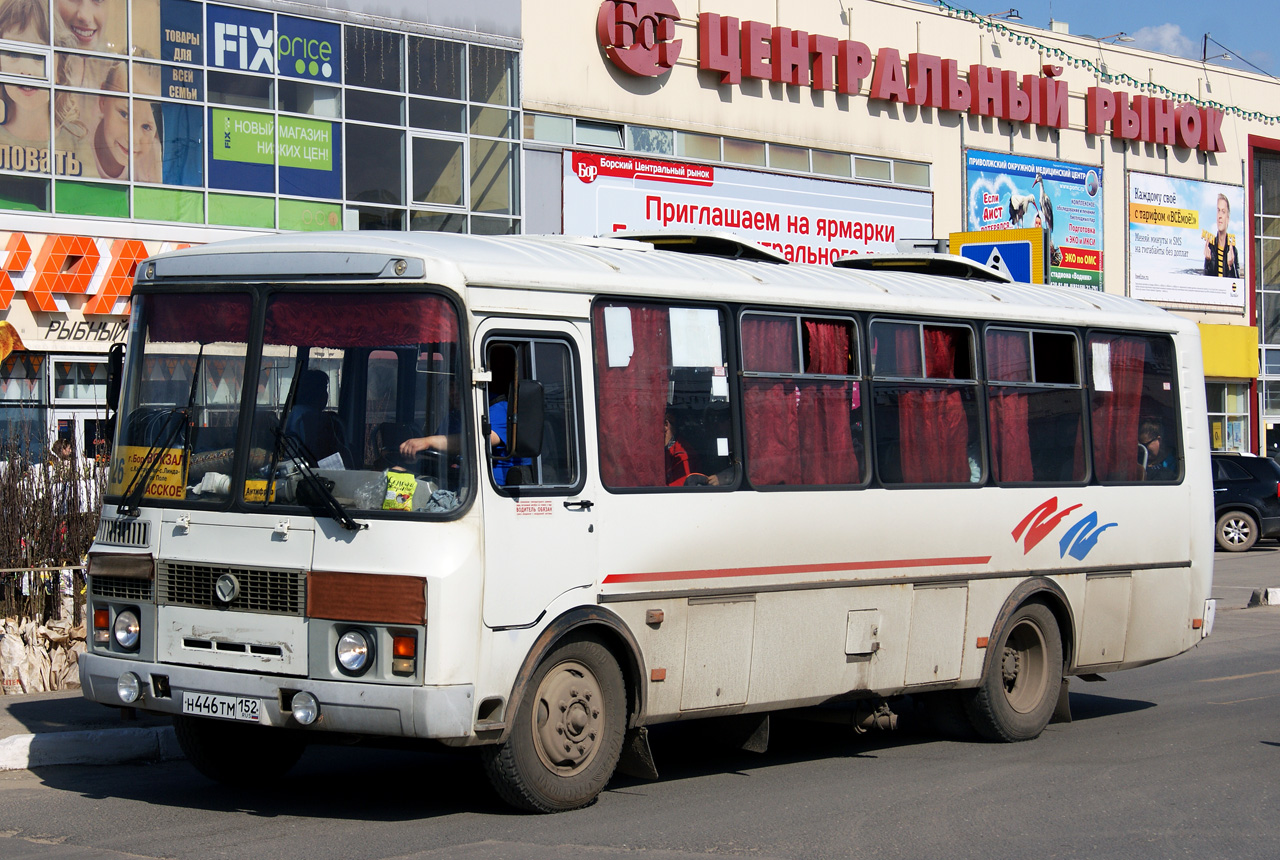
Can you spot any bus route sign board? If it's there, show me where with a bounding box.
[949,228,1044,284]
[107,446,188,500]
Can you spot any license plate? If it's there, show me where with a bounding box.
[181,692,260,722]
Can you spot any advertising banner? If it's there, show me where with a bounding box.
[965,150,1103,289]
[1128,174,1246,309]
[161,0,203,65]
[563,151,933,263]
[208,108,274,192]
[279,116,340,199]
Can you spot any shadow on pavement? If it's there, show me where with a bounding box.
[22,692,1158,820]
[1063,691,1157,721]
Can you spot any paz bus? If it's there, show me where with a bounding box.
[80,231,1215,812]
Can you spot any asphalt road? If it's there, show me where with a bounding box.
[2,547,1277,860]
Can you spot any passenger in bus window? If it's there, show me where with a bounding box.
[1139,417,1175,481]
[665,411,717,487]
[285,369,351,468]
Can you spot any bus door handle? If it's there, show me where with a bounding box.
[564,499,594,511]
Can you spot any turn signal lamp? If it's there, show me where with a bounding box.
[392,633,416,676]
[93,608,110,645]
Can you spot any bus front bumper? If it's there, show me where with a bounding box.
[79,653,475,740]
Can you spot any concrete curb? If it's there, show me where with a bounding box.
[1247,587,1280,606]
[0,726,182,771]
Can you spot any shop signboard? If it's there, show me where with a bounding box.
[1127,174,1246,310]
[277,15,340,84]
[965,150,1103,289]
[206,3,275,74]
[562,151,932,263]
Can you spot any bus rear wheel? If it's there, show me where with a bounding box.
[964,601,1062,742]
[482,637,626,812]
[173,715,306,786]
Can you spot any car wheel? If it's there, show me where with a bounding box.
[1216,510,1258,552]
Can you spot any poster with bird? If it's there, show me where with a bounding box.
[965,150,1104,290]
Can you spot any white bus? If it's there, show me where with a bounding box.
[81,232,1215,812]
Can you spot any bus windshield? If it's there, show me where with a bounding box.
[108,289,469,517]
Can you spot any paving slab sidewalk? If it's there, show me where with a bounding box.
[0,689,180,771]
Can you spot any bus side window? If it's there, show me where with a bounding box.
[740,311,864,487]
[870,320,981,486]
[485,338,581,492]
[1088,332,1180,483]
[986,328,1086,484]
[592,301,734,489]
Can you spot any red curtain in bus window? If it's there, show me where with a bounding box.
[263,294,459,346]
[1091,335,1145,481]
[987,330,1034,482]
[743,316,799,485]
[899,327,968,483]
[799,319,859,484]
[593,303,670,487]
[148,294,251,344]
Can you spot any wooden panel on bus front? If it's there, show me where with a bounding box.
[307,571,427,625]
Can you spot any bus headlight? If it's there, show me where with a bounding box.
[336,630,372,674]
[113,609,141,651]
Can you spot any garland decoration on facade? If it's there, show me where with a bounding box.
[937,1,1278,124]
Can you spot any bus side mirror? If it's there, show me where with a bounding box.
[509,379,544,459]
[106,342,125,412]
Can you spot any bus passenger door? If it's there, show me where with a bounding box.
[478,323,597,628]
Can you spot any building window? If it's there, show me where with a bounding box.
[1208,382,1250,453]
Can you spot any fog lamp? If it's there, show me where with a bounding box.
[117,672,142,704]
[291,691,319,726]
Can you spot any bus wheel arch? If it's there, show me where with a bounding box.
[482,611,641,812]
[497,608,647,744]
[965,579,1072,742]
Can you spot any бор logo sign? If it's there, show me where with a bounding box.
[597,0,682,77]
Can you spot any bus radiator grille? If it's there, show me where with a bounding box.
[89,575,155,602]
[95,518,150,549]
[157,562,306,615]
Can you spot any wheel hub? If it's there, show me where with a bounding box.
[533,661,602,773]
[1001,648,1021,687]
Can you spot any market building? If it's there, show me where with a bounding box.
[0,0,1277,456]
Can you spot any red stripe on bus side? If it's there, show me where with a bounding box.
[601,556,993,585]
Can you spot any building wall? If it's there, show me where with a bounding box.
[521,0,1274,450]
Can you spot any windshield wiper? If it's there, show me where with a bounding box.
[119,344,204,517]
[271,428,366,531]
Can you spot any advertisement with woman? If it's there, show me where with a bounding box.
[1128,173,1246,310]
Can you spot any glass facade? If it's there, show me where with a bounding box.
[0,1,520,233]
[1256,151,1280,453]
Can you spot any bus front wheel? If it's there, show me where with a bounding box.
[482,637,627,812]
[964,601,1062,742]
